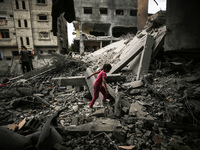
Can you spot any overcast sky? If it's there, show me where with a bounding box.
[67,0,166,45]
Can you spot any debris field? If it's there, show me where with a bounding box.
[0,11,200,150]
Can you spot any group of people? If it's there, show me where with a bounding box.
[19,46,34,73]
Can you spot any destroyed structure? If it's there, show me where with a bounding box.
[0,0,200,150]
[73,0,148,53]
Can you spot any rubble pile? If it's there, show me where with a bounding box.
[0,11,200,150]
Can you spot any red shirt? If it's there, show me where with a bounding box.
[93,70,107,88]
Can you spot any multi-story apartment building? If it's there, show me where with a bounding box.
[0,0,61,61]
[72,0,148,53]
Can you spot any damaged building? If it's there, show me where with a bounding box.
[72,0,148,53]
[0,0,200,150]
[0,0,64,62]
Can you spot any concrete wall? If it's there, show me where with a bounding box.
[74,0,137,27]
[164,0,200,51]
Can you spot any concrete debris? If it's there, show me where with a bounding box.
[0,11,200,150]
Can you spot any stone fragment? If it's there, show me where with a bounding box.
[92,108,105,117]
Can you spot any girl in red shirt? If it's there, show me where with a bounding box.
[87,64,112,108]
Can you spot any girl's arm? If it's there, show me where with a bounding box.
[87,71,99,79]
[102,78,109,93]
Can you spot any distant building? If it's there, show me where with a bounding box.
[72,0,148,53]
[0,0,62,61]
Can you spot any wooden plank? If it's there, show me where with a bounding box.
[136,35,154,80]
[52,74,124,86]
[110,36,146,74]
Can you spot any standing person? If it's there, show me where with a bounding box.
[87,64,112,108]
[19,46,33,73]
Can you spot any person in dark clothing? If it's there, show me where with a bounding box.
[19,46,34,73]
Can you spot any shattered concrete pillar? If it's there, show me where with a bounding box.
[136,34,154,80]
[79,22,84,54]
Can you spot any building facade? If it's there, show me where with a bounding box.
[73,0,143,53]
[0,0,59,61]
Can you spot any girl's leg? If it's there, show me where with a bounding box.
[99,86,107,102]
[89,87,99,108]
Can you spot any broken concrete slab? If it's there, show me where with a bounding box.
[121,99,131,108]
[65,118,122,134]
[52,73,124,86]
[184,75,200,82]
[123,80,143,89]
[110,35,146,74]
[92,108,106,117]
[129,102,153,120]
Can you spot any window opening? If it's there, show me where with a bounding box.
[130,10,137,16]
[16,1,19,9]
[84,7,92,14]
[99,8,107,14]
[39,31,49,39]
[24,20,28,27]
[0,17,7,25]
[0,29,9,38]
[22,1,26,9]
[20,37,23,45]
[116,9,124,15]
[38,14,47,20]
[18,20,21,27]
[37,0,45,4]
[26,37,29,45]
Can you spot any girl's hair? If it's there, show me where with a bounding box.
[102,64,112,70]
